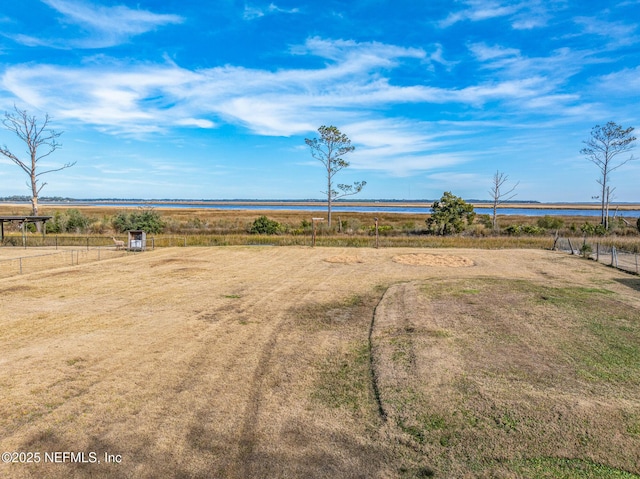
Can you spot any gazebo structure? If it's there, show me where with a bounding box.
[0,216,53,245]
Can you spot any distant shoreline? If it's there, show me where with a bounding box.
[2,200,640,210]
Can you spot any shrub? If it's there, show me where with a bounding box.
[45,209,92,234]
[537,215,564,230]
[580,222,607,236]
[580,243,593,258]
[249,216,283,235]
[477,214,493,229]
[46,211,64,234]
[112,208,165,234]
[521,225,545,235]
[504,225,521,235]
[369,224,393,236]
[66,209,91,233]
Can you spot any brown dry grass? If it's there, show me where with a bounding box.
[0,246,639,478]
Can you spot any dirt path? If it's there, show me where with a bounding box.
[1,246,637,478]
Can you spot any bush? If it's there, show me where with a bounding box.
[580,243,593,258]
[477,214,493,229]
[45,209,92,234]
[249,216,283,235]
[580,222,607,236]
[521,225,545,235]
[66,209,91,233]
[504,225,521,235]
[537,215,564,230]
[504,224,548,236]
[112,208,165,234]
[369,224,393,236]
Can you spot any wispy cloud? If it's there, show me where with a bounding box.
[243,2,300,21]
[439,0,521,28]
[573,15,639,48]
[0,36,600,174]
[25,0,184,48]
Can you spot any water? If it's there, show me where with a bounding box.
[81,202,640,217]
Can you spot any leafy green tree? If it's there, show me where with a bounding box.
[305,125,366,227]
[426,192,475,235]
[581,122,636,229]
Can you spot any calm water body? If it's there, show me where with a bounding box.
[88,203,640,217]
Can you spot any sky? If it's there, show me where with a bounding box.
[0,0,638,202]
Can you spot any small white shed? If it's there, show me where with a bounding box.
[127,230,147,251]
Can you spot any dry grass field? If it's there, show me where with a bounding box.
[1,246,639,478]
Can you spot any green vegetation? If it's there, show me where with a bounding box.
[537,215,565,230]
[249,215,283,234]
[313,341,372,413]
[371,278,640,477]
[2,205,639,250]
[46,209,93,233]
[509,457,640,478]
[112,208,165,234]
[426,192,476,235]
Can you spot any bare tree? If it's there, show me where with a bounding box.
[581,122,636,229]
[305,125,366,227]
[489,170,519,231]
[0,106,75,215]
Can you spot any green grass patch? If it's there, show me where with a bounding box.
[509,457,640,478]
[312,341,373,415]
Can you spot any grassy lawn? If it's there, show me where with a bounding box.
[1,246,638,478]
[369,278,640,477]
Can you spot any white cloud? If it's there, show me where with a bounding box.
[243,3,300,20]
[0,36,595,173]
[34,0,184,48]
[439,1,521,28]
[343,119,471,176]
[573,15,638,47]
[594,66,640,94]
[175,118,216,129]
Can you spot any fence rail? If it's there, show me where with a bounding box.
[0,248,128,278]
[556,237,640,275]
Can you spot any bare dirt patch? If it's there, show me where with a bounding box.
[392,252,474,267]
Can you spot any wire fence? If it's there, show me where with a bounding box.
[556,237,640,275]
[0,234,194,249]
[0,248,130,279]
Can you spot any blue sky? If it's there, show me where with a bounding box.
[0,0,638,201]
